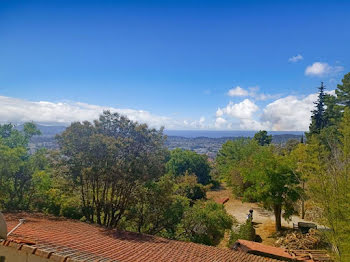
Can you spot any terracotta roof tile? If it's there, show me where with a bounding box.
[235,239,294,260]
[3,213,279,262]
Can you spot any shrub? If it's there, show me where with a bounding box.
[176,200,234,246]
[228,220,256,247]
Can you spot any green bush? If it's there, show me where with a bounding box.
[175,174,206,201]
[60,196,83,219]
[228,220,256,247]
[176,200,234,246]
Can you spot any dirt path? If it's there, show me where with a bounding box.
[207,186,319,246]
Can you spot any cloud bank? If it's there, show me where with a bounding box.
[0,90,327,131]
[215,91,327,131]
[0,95,176,129]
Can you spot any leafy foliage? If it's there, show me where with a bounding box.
[56,111,168,227]
[241,146,302,231]
[336,72,350,108]
[309,82,326,135]
[306,108,350,261]
[126,175,190,236]
[176,200,234,246]
[215,139,259,196]
[174,173,207,201]
[253,130,272,146]
[228,220,255,246]
[0,123,47,210]
[166,148,211,184]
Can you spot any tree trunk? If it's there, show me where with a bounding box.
[301,182,305,219]
[301,199,305,219]
[274,204,282,232]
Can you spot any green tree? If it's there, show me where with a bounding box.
[127,175,190,236]
[57,111,168,227]
[290,143,319,219]
[176,200,234,245]
[309,82,326,135]
[253,130,272,146]
[215,139,259,196]
[242,146,302,231]
[310,108,350,260]
[0,123,45,210]
[228,220,255,246]
[174,173,207,201]
[324,94,343,127]
[336,72,350,108]
[166,148,211,184]
[0,122,41,148]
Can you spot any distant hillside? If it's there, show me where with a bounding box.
[272,134,303,144]
[166,134,303,159]
[20,124,304,157]
[18,124,67,152]
[16,124,66,136]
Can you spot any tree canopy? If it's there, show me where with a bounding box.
[57,111,168,227]
[166,148,211,184]
[241,146,302,231]
[309,82,326,135]
[253,130,272,146]
[336,72,350,108]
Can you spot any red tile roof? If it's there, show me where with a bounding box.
[234,240,332,262]
[2,213,279,262]
[234,239,294,260]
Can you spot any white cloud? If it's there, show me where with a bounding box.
[0,95,179,129]
[240,119,267,130]
[216,108,224,117]
[0,90,333,131]
[260,94,317,131]
[215,117,227,128]
[215,89,336,131]
[227,86,278,101]
[227,86,249,97]
[248,86,280,101]
[216,99,261,129]
[288,54,303,63]
[183,116,207,129]
[305,62,344,77]
[221,99,259,119]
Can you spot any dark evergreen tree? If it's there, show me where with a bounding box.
[253,130,272,146]
[309,82,326,135]
[324,93,342,127]
[335,72,350,107]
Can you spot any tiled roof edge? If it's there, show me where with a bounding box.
[0,239,108,262]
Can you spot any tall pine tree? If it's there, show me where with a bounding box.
[336,72,350,107]
[309,82,326,135]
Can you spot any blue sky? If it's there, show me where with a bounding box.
[0,0,349,130]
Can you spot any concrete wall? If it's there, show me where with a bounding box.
[0,245,50,262]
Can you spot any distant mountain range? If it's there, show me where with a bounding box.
[164,130,305,138]
[23,124,305,138]
[22,124,305,157]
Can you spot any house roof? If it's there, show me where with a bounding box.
[2,213,279,262]
[234,240,332,262]
[234,239,294,260]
